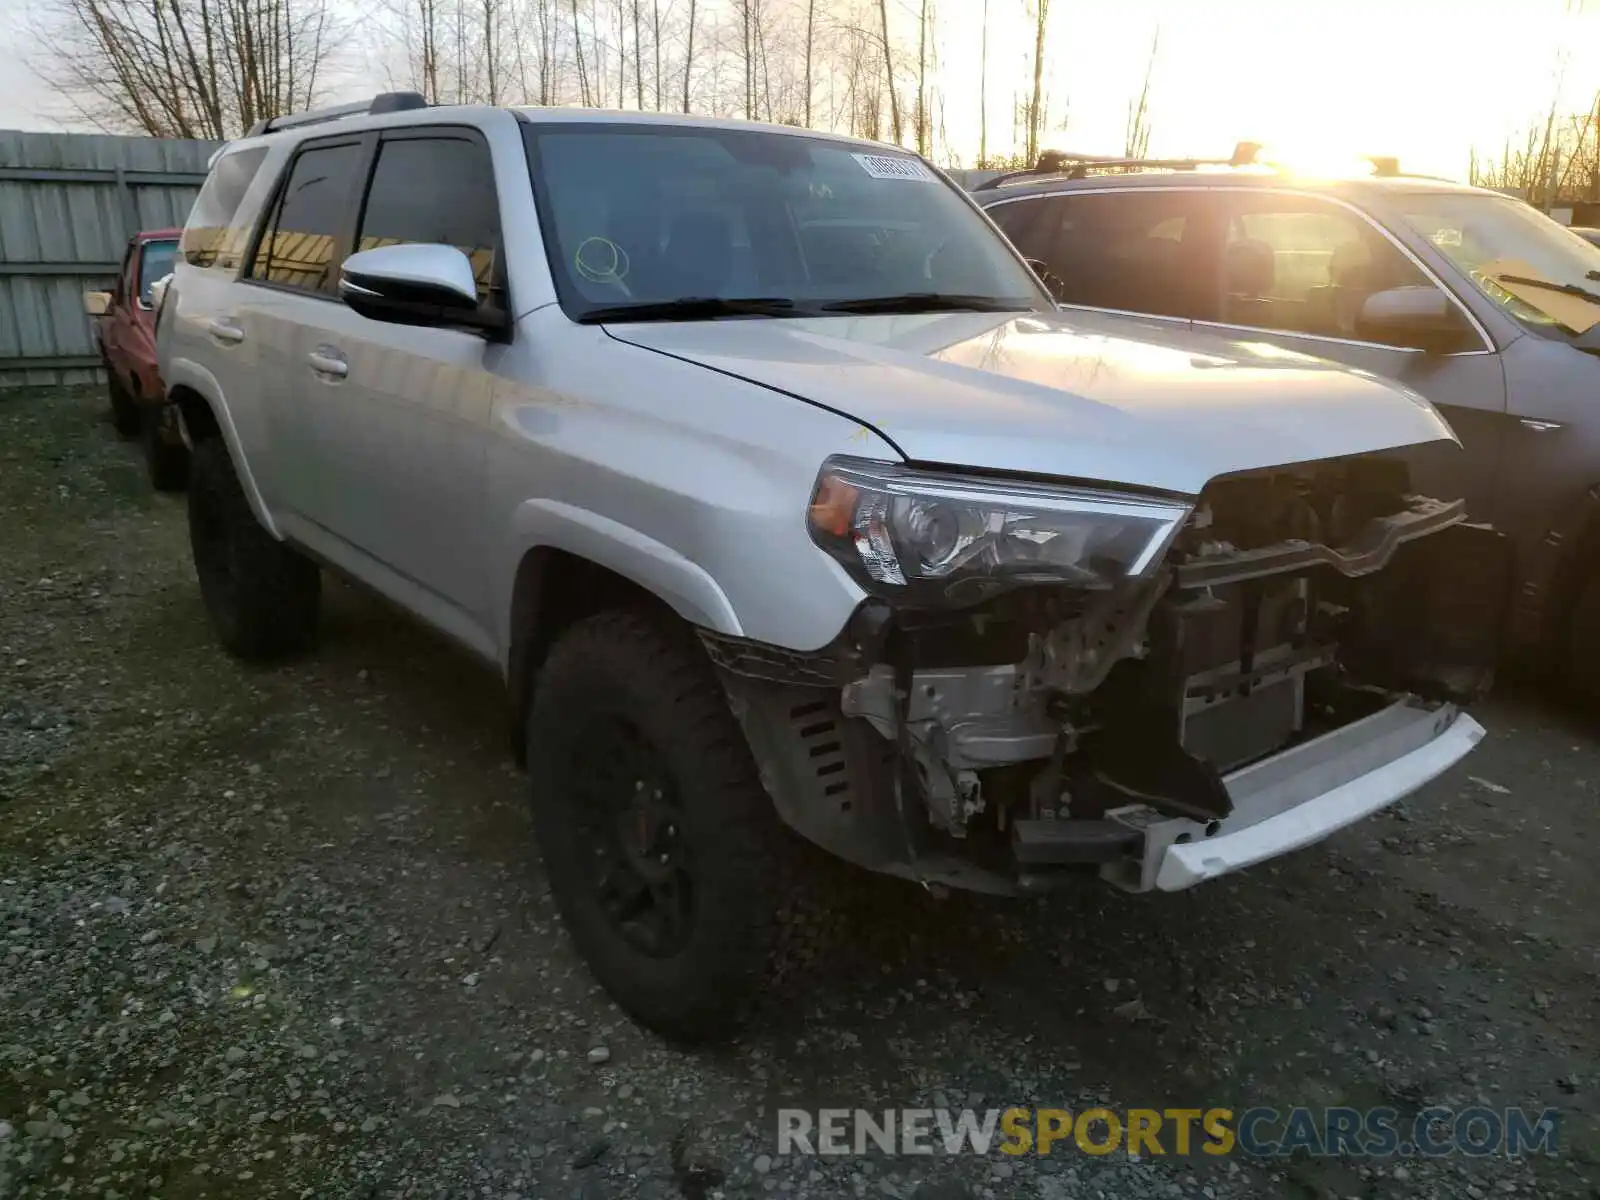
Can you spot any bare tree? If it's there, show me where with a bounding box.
[37,0,338,138]
[914,0,929,154]
[576,0,601,103]
[803,0,815,127]
[1023,0,1050,165]
[1123,25,1159,159]
[874,0,901,143]
[681,0,696,110]
[978,0,989,165]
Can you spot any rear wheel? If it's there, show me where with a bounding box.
[526,611,781,1042]
[188,437,319,660]
[107,370,140,438]
[141,402,190,492]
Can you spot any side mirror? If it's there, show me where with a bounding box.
[1355,286,1473,353]
[83,290,112,316]
[1023,256,1068,301]
[339,244,500,333]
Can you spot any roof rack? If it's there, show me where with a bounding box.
[972,141,1263,191]
[973,143,1428,191]
[246,91,429,138]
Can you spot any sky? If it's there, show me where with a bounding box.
[3,0,1599,180]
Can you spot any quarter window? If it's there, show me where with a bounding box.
[250,141,363,293]
[181,146,269,270]
[1219,196,1437,345]
[355,136,501,302]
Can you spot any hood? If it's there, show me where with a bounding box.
[606,310,1457,496]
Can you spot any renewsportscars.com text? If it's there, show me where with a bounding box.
[777,1106,1562,1159]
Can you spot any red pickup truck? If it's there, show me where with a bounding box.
[83,229,188,490]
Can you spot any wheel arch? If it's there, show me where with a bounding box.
[501,504,745,764]
[164,364,280,539]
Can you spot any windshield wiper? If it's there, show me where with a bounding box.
[579,296,804,323]
[818,293,1034,315]
[1493,272,1600,307]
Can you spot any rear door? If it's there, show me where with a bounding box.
[1200,189,1507,521]
[237,134,368,518]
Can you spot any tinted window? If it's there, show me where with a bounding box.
[137,240,178,304]
[525,126,1046,319]
[356,136,501,301]
[250,141,363,293]
[1025,191,1217,320]
[181,146,268,270]
[1221,195,1435,345]
[987,198,1051,246]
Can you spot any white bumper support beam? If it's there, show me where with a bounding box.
[1106,700,1486,893]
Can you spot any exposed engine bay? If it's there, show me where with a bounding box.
[708,452,1507,895]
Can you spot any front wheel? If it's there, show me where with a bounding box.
[188,437,320,660]
[526,611,781,1042]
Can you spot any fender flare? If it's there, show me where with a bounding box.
[164,357,281,539]
[498,498,743,663]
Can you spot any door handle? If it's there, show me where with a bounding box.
[1519,418,1563,433]
[308,346,348,379]
[207,317,245,344]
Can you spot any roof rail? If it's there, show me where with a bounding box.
[971,141,1264,191]
[245,91,429,138]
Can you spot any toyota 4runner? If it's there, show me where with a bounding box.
[158,94,1499,1041]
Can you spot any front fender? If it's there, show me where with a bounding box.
[164,356,281,540]
[495,498,742,664]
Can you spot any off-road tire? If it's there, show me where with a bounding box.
[526,610,781,1042]
[107,370,140,438]
[188,437,319,660]
[142,403,190,492]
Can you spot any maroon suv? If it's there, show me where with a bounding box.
[84,229,188,490]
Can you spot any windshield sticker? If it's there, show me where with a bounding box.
[852,153,936,182]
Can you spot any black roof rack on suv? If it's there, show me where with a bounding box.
[245,91,429,138]
[973,141,1263,191]
[972,143,1429,191]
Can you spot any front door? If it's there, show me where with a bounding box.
[1198,190,1508,522]
[287,127,506,632]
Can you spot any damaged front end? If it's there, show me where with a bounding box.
[707,454,1504,895]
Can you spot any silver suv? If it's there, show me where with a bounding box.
[159,96,1495,1041]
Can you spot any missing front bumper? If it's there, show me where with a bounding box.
[1099,699,1485,893]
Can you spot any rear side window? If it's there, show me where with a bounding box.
[1016,190,1218,321]
[181,146,269,270]
[250,141,364,293]
[355,135,502,302]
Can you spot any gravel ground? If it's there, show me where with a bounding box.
[2,384,1598,1200]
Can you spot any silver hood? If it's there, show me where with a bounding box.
[607,309,1458,496]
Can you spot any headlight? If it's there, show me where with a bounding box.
[808,456,1191,604]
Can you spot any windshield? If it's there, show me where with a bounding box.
[138,239,178,306]
[523,124,1049,321]
[1395,193,1600,334]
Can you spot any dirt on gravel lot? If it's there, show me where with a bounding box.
[1,384,1598,1200]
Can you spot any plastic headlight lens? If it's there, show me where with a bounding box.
[808,457,1191,600]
